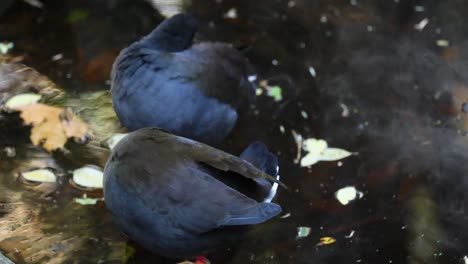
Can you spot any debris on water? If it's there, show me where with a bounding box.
[436,39,450,47]
[335,186,364,205]
[256,88,263,96]
[20,168,57,184]
[267,85,283,102]
[280,213,291,219]
[279,125,285,133]
[223,8,237,19]
[72,165,103,189]
[272,59,279,66]
[414,18,429,31]
[320,15,327,23]
[301,110,308,119]
[257,80,283,102]
[23,0,44,8]
[367,25,374,32]
[414,5,425,12]
[316,236,336,246]
[74,193,104,205]
[308,66,316,77]
[51,53,64,61]
[291,130,303,164]
[3,147,16,158]
[0,42,14,54]
[4,93,42,109]
[340,103,350,117]
[287,1,296,8]
[345,230,355,238]
[296,226,311,239]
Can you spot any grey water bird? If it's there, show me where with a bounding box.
[111,14,255,145]
[103,128,284,258]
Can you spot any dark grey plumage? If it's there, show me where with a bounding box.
[111,14,255,145]
[103,128,283,258]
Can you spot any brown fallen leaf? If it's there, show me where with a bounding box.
[13,103,88,151]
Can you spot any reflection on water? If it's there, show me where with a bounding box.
[1,0,468,263]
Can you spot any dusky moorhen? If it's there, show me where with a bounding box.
[103,128,283,259]
[111,14,255,145]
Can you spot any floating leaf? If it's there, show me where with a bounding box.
[318,148,353,161]
[21,169,56,183]
[0,42,14,54]
[296,226,311,239]
[300,138,354,167]
[317,236,336,246]
[267,85,282,102]
[72,166,103,189]
[72,167,103,188]
[303,138,328,152]
[12,103,88,151]
[300,153,320,167]
[335,186,364,205]
[5,93,41,108]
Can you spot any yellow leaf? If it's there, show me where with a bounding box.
[14,103,88,151]
[317,236,336,246]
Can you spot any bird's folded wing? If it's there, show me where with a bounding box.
[177,137,287,189]
[162,167,282,234]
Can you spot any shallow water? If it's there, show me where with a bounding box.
[1,0,468,263]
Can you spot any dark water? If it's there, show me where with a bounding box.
[1,0,468,263]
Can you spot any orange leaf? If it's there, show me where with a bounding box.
[14,103,88,151]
